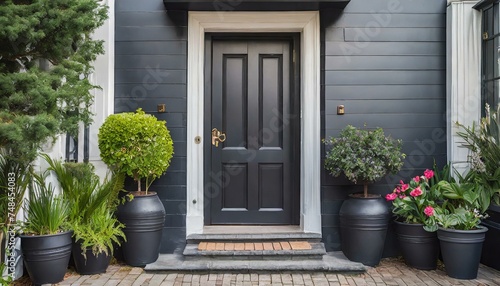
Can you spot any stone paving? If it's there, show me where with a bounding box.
[12,257,500,285]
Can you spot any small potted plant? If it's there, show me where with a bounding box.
[20,170,72,285]
[424,179,489,280]
[98,108,174,266]
[43,155,126,274]
[386,168,441,270]
[456,104,500,271]
[324,125,405,266]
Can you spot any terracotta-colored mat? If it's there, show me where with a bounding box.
[198,241,312,251]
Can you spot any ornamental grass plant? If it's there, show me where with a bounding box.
[456,104,500,207]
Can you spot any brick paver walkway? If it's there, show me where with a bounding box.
[11,257,500,285]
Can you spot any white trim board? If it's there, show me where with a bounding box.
[186,11,321,236]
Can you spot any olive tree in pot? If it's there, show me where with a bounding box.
[324,125,405,266]
[98,109,174,267]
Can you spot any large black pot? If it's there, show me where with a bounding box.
[339,194,390,266]
[20,230,72,285]
[72,240,111,275]
[394,221,439,270]
[116,192,166,267]
[438,226,488,279]
[481,203,500,270]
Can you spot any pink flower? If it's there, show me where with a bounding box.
[410,187,422,197]
[424,169,434,179]
[401,184,409,192]
[385,193,397,201]
[424,206,434,217]
[413,176,420,183]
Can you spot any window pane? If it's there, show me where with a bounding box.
[496,3,499,35]
[496,36,500,78]
[486,6,494,37]
[485,38,495,80]
[496,79,500,109]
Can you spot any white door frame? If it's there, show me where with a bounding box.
[186,11,321,236]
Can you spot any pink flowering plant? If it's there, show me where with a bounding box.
[423,180,488,231]
[386,169,441,224]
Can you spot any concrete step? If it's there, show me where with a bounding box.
[144,252,367,273]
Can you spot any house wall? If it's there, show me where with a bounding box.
[321,0,447,252]
[114,0,447,254]
[115,1,188,253]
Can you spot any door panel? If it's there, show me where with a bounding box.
[209,39,296,224]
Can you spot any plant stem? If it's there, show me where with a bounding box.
[363,183,368,198]
[137,179,141,193]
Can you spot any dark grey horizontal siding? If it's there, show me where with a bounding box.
[331,13,445,28]
[325,99,445,114]
[325,71,445,85]
[325,42,445,55]
[116,41,187,55]
[116,0,167,12]
[321,0,447,254]
[342,0,446,13]
[326,56,445,70]
[325,85,445,100]
[115,0,187,254]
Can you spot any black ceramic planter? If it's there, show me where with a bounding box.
[438,226,488,279]
[116,192,166,267]
[72,240,111,275]
[394,221,439,270]
[339,194,390,266]
[481,203,500,270]
[20,230,72,285]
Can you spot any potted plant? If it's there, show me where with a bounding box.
[43,155,126,274]
[324,125,405,266]
[0,150,30,281]
[98,108,174,266]
[71,206,125,275]
[386,168,441,270]
[20,170,72,285]
[424,179,489,279]
[456,103,500,270]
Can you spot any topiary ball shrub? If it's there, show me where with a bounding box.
[324,125,405,197]
[98,109,174,194]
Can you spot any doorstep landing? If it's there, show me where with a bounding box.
[144,251,366,273]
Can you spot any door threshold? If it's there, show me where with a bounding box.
[202,225,302,235]
[188,225,321,242]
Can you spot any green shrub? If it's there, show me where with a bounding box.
[324,125,405,197]
[98,109,174,194]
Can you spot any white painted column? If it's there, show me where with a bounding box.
[86,0,115,178]
[447,0,482,175]
[40,0,114,178]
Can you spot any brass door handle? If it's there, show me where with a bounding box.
[211,128,226,147]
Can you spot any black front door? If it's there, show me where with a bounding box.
[206,38,299,225]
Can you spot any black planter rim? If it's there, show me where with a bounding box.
[393,220,424,226]
[20,230,73,238]
[126,191,159,197]
[438,225,488,234]
[348,193,382,199]
[488,203,500,213]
